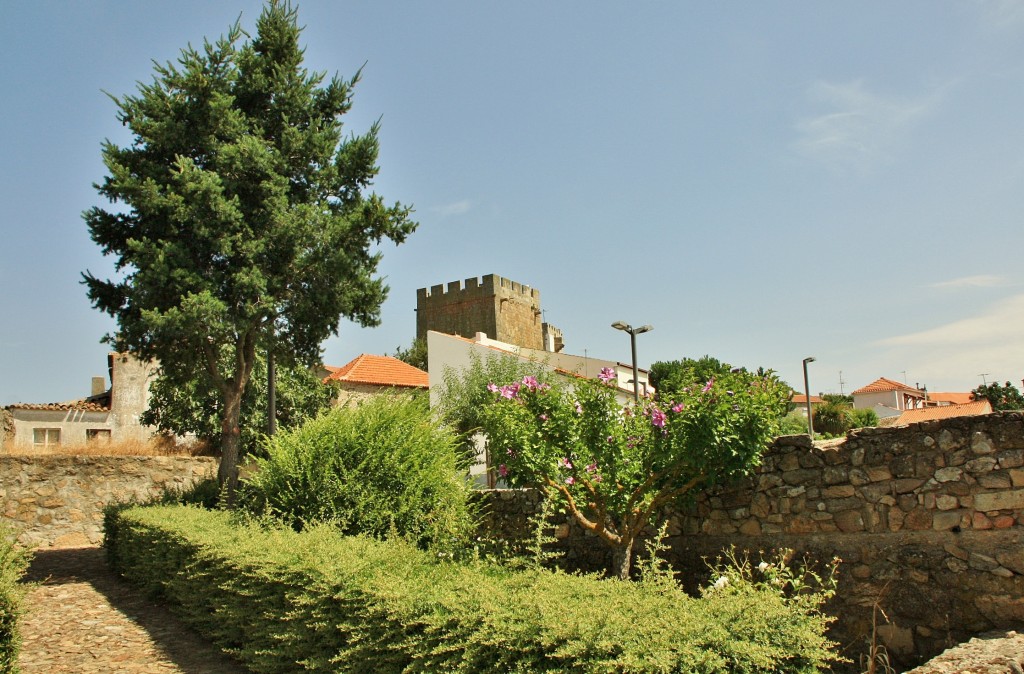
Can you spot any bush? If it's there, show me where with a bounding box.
[778,410,811,436]
[0,527,30,674]
[848,407,878,429]
[812,400,851,436]
[239,394,475,553]
[106,505,841,673]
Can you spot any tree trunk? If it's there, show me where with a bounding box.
[218,383,244,503]
[611,536,635,580]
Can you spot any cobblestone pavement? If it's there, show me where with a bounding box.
[19,545,249,674]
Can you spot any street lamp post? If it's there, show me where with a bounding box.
[611,321,653,402]
[802,357,816,438]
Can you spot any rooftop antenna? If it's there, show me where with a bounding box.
[838,370,846,396]
[979,373,990,385]
[901,370,907,384]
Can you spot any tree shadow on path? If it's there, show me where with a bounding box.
[22,546,249,674]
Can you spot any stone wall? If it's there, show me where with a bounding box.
[1,455,216,547]
[480,412,1024,671]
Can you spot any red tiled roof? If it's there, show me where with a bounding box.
[852,377,924,396]
[791,394,825,405]
[323,354,429,389]
[895,400,993,425]
[928,392,973,405]
[6,399,109,412]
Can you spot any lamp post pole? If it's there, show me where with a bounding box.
[803,356,816,438]
[612,321,653,402]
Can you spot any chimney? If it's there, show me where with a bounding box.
[91,377,107,396]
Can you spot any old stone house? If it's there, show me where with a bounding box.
[3,353,157,449]
[322,354,429,407]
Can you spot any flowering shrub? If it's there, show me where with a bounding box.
[481,368,790,578]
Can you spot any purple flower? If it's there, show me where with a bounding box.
[499,383,521,399]
[575,401,583,414]
[565,476,576,486]
[498,464,509,478]
[651,408,667,428]
[598,367,616,384]
[521,375,539,390]
[701,378,714,393]
[606,435,614,443]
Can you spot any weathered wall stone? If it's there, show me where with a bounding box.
[1,455,216,547]
[479,411,1024,672]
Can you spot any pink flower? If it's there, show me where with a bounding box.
[575,401,583,414]
[521,375,539,390]
[505,448,517,458]
[487,383,499,393]
[498,464,509,478]
[598,367,616,384]
[558,457,573,470]
[565,476,576,485]
[593,474,602,483]
[671,402,684,413]
[500,383,521,399]
[701,377,714,393]
[539,414,548,422]
[586,462,598,474]
[651,409,667,428]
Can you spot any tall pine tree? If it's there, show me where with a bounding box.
[83,1,415,495]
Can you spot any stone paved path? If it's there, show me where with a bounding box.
[18,545,249,674]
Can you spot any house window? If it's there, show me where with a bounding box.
[86,429,111,443]
[32,428,60,447]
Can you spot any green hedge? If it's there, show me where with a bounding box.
[0,527,30,674]
[106,505,839,673]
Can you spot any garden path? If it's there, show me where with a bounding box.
[18,544,248,674]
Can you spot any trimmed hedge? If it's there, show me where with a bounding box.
[0,527,30,674]
[106,505,839,673]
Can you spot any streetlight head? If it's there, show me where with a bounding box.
[611,321,630,331]
[635,324,653,334]
[803,356,816,364]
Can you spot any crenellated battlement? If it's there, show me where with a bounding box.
[415,274,546,350]
[416,274,540,302]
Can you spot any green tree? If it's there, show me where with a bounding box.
[972,381,1024,411]
[651,356,792,415]
[481,368,789,579]
[812,400,851,436]
[142,353,334,456]
[392,338,428,372]
[82,2,415,495]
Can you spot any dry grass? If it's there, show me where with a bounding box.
[0,436,213,458]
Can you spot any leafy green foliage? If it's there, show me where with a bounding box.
[651,356,792,413]
[848,407,878,429]
[0,526,30,674]
[392,338,428,372]
[972,381,1024,411]
[481,369,790,578]
[142,352,333,456]
[239,394,474,553]
[82,1,416,490]
[434,351,553,463]
[106,505,842,673]
[778,410,811,436]
[812,400,850,436]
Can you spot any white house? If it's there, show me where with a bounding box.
[851,377,926,420]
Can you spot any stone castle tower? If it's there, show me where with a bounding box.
[416,274,563,352]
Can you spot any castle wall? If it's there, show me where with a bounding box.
[416,274,542,350]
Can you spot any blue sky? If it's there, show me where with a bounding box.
[3,1,1023,405]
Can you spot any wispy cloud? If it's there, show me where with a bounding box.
[432,200,472,217]
[927,274,1008,289]
[794,79,948,171]
[869,294,1024,388]
[974,0,1024,31]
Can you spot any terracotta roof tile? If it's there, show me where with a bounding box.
[323,354,429,389]
[791,394,825,405]
[895,400,993,425]
[927,392,974,405]
[6,399,109,412]
[852,377,924,396]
